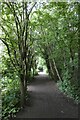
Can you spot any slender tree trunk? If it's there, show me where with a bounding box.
[52,59,62,81]
[49,59,58,81]
[19,68,27,107]
[20,78,25,107]
[70,47,74,71]
[47,47,62,81]
[44,53,56,80]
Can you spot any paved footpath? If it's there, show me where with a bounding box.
[16,73,78,118]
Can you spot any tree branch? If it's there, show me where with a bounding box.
[28,2,37,17]
[0,38,16,69]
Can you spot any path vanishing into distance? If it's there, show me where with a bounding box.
[15,72,78,118]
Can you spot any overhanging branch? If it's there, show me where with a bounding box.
[0,38,17,69]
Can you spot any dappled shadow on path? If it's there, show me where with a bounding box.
[16,72,78,118]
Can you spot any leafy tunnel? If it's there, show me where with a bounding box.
[0,1,80,120]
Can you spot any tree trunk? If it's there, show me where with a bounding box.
[44,53,57,81]
[20,73,27,108]
[52,59,62,81]
[20,79,25,107]
[49,59,58,81]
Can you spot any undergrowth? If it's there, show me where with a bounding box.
[57,79,80,104]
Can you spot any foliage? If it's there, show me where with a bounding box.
[57,80,80,104]
[1,74,20,120]
[32,2,80,103]
[0,52,19,120]
[0,1,80,120]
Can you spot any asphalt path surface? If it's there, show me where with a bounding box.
[16,72,78,118]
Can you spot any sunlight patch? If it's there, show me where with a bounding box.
[38,71,48,75]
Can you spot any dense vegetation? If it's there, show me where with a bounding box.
[0,1,80,120]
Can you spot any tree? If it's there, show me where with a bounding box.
[0,2,36,107]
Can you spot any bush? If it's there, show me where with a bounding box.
[57,79,80,104]
[1,77,21,120]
